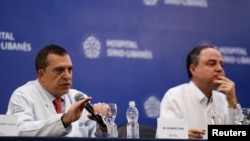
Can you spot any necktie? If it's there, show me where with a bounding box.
[53,98,62,114]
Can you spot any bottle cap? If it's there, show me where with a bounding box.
[129,101,135,106]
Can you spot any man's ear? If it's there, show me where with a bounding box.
[37,69,45,80]
[189,64,196,76]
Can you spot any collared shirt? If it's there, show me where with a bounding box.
[159,81,241,139]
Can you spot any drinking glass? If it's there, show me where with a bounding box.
[241,108,250,125]
[211,106,224,124]
[101,103,118,137]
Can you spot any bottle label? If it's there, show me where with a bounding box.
[127,123,139,138]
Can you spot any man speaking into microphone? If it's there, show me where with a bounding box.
[6,44,108,137]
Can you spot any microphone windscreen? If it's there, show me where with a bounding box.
[75,93,85,101]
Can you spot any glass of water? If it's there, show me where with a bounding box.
[100,103,118,137]
[211,106,224,124]
[241,108,250,125]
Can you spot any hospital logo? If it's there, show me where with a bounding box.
[82,36,101,59]
[143,0,158,6]
[144,96,160,118]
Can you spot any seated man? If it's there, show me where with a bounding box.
[158,44,242,139]
[6,44,107,137]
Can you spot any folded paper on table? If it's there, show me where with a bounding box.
[0,115,18,136]
[156,118,188,139]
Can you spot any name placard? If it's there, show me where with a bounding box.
[0,115,18,136]
[156,118,188,139]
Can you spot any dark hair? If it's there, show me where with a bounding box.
[186,44,217,79]
[35,44,68,72]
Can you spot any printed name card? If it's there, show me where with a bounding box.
[0,114,18,136]
[156,118,188,139]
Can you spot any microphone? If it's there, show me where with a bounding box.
[74,93,107,128]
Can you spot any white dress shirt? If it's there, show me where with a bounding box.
[159,81,241,139]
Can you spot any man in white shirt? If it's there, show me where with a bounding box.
[6,44,107,137]
[158,44,242,139]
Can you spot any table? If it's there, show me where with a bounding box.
[0,137,204,141]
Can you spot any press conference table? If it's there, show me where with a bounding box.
[0,137,204,141]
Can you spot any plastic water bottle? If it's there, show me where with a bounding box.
[126,101,139,138]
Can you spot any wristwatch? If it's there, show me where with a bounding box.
[236,103,241,109]
[61,113,70,128]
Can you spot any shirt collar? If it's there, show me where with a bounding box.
[189,81,213,105]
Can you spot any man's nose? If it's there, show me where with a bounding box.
[62,70,72,80]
